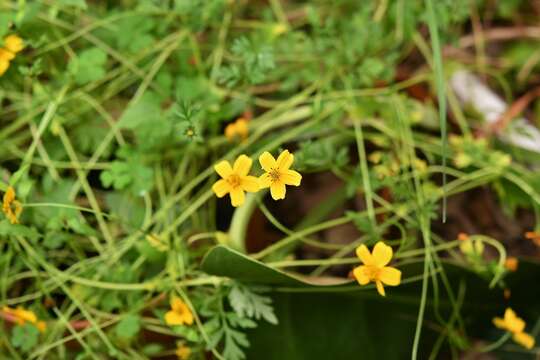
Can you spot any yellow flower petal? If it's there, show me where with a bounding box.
[372,242,393,267]
[269,182,286,200]
[258,173,273,188]
[233,155,252,176]
[379,266,401,286]
[241,176,260,193]
[224,123,236,140]
[353,266,370,285]
[355,244,374,266]
[281,169,302,186]
[4,35,24,53]
[259,152,276,172]
[276,150,294,171]
[0,58,9,76]
[181,311,194,325]
[171,297,184,312]
[230,187,245,207]
[235,119,249,139]
[176,345,192,360]
[492,317,507,330]
[214,160,233,178]
[212,179,231,197]
[165,310,185,326]
[504,308,525,333]
[0,48,15,61]
[513,331,535,350]
[375,280,386,296]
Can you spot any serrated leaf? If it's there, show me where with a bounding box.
[229,283,278,325]
[68,48,107,85]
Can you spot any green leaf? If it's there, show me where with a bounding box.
[202,245,540,359]
[68,47,107,85]
[105,192,145,230]
[0,220,40,241]
[142,343,164,356]
[115,16,155,53]
[229,283,278,325]
[201,245,352,287]
[100,160,153,196]
[11,324,40,352]
[119,92,161,130]
[100,291,123,312]
[0,12,14,38]
[115,314,141,339]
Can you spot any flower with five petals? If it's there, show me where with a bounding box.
[353,241,401,296]
[258,150,301,200]
[212,155,259,207]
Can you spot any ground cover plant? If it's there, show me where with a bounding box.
[1,0,540,359]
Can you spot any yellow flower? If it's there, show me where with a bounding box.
[0,48,15,62]
[2,186,23,224]
[493,308,535,349]
[176,344,191,360]
[504,257,518,272]
[2,306,46,332]
[353,242,401,296]
[225,118,249,141]
[165,297,194,326]
[0,58,9,76]
[4,35,24,54]
[212,155,260,207]
[258,150,302,200]
[0,35,23,77]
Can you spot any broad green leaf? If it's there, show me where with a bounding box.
[202,245,540,359]
[115,314,141,339]
[201,245,353,287]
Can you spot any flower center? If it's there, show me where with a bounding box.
[363,265,381,280]
[227,174,242,188]
[269,168,281,182]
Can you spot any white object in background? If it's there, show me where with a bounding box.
[450,70,540,154]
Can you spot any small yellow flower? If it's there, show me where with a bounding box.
[493,308,535,349]
[2,186,23,224]
[258,150,302,200]
[176,344,191,360]
[165,297,194,326]
[353,242,401,296]
[2,306,46,332]
[504,257,518,272]
[225,118,249,141]
[4,35,24,54]
[212,155,260,207]
[0,58,9,76]
[0,48,15,62]
[0,35,23,77]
